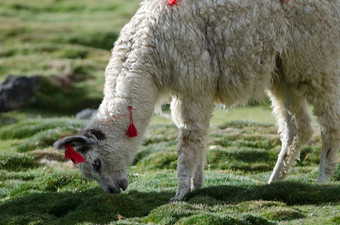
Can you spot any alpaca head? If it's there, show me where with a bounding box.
[53,128,129,194]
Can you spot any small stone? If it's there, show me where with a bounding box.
[76,108,96,119]
[0,75,40,112]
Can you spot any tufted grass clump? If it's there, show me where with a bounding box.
[17,128,75,152]
[331,216,340,224]
[0,118,85,152]
[145,202,198,224]
[0,153,39,171]
[332,163,340,181]
[135,151,178,170]
[0,118,84,140]
[176,213,240,225]
[263,207,305,221]
[143,202,274,225]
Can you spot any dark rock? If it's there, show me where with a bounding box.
[0,75,40,112]
[76,108,96,119]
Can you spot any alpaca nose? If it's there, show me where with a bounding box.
[118,178,129,191]
[106,178,128,194]
[108,185,121,194]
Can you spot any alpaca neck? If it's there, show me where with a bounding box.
[95,71,159,141]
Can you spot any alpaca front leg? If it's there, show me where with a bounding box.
[171,151,195,201]
[171,133,208,201]
[170,95,213,201]
[191,163,204,191]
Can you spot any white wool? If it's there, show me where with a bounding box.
[61,0,340,199]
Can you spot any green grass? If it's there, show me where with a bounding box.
[1,0,340,224]
[0,113,339,225]
[0,0,140,113]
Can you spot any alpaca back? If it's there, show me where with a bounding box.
[106,0,340,106]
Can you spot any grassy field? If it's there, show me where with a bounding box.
[0,0,340,224]
[0,113,340,224]
[0,0,140,113]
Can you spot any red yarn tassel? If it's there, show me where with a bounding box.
[126,124,138,137]
[65,144,85,165]
[126,106,138,137]
[166,0,182,6]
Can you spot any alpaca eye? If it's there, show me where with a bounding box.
[92,159,101,172]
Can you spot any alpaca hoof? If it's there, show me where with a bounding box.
[169,196,182,202]
[170,189,188,202]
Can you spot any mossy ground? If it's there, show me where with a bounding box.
[1,0,340,224]
[0,113,339,225]
[0,0,140,113]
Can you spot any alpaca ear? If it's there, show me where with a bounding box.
[82,129,106,141]
[53,135,97,150]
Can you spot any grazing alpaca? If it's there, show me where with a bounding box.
[54,0,340,201]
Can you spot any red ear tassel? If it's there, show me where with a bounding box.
[65,144,85,165]
[126,106,138,137]
[168,0,177,4]
[105,106,138,137]
[166,0,182,6]
[126,124,138,137]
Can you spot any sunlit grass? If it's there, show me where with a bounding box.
[0,113,339,224]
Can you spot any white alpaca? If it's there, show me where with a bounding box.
[54,0,340,200]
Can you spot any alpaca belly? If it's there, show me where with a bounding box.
[215,53,276,107]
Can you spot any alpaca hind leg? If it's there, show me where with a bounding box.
[308,95,340,183]
[317,131,340,183]
[268,81,313,183]
[170,95,213,201]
